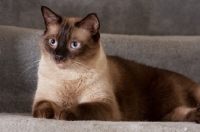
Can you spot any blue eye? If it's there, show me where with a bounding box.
[70,42,80,49]
[49,39,57,47]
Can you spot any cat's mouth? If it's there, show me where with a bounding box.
[55,59,63,64]
[54,58,76,69]
[55,61,67,69]
[55,59,66,64]
[53,57,67,68]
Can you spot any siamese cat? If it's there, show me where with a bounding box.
[32,6,200,123]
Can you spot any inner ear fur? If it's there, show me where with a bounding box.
[76,13,100,34]
[41,6,62,27]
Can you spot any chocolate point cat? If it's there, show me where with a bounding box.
[32,6,200,123]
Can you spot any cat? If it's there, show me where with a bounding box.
[32,6,200,123]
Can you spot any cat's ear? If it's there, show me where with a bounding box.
[76,13,100,34]
[41,6,62,26]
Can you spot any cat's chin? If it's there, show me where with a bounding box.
[56,63,67,69]
[56,64,66,69]
[55,61,67,69]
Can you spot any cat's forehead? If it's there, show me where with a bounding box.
[47,17,81,35]
[46,17,91,42]
[65,17,82,24]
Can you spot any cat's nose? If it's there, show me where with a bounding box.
[55,55,64,61]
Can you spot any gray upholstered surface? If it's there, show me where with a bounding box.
[0,25,200,113]
[1,0,200,35]
[0,113,200,132]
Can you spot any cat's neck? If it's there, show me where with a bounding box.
[92,42,107,71]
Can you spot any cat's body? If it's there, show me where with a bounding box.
[107,56,200,121]
[33,6,200,123]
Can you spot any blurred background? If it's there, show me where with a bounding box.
[1,0,200,35]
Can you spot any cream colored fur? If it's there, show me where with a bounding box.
[33,43,121,120]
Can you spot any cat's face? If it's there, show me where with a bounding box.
[40,6,100,69]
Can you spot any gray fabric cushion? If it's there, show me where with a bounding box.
[0,113,200,132]
[0,26,41,112]
[0,25,200,112]
[1,0,200,35]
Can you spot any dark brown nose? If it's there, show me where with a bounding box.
[55,55,64,61]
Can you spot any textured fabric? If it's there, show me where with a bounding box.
[1,0,200,35]
[0,26,41,113]
[0,25,200,113]
[0,113,200,132]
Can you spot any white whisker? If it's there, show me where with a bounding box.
[24,68,38,83]
[20,60,40,68]
[19,62,39,77]
[70,60,91,71]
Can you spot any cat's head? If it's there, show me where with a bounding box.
[40,6,101,69]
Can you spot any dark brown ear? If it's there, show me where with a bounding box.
[41,6,61,26]
[76,13,100,34]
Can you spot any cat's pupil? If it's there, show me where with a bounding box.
[73,42,77,47]
[51,39,55,44]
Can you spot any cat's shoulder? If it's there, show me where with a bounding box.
[106,55,170,75]
[106,55,144,68]
[106,55,135,63]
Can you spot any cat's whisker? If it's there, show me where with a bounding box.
[20,60,40,68]
[70,60,92,71]
[72,63,90,72]
[24,68,38,83]
[22,55,37,63]
[19,62,39,77]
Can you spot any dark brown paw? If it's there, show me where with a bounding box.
[32,101,54,119]
[58,109,78,121]
[195,108,200,123]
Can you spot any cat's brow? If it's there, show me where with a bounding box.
[58,23,72,49]
[58,23,71,46]
[55,23,72,55]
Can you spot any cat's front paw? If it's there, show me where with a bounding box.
[32,101,54,119]
[33,108,54,119]
[57,109,78,121]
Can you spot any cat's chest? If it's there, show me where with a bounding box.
[37,64,100,107]
[54,79,83,106]
[45,70,96,107]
